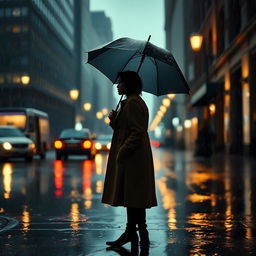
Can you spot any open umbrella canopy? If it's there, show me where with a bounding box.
[87,37,190,96]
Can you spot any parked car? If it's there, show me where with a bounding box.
[0,126,36,162]
[0,108,50,159]
[53,128,96,160]
[94,134,112,152]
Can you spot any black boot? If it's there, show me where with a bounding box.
[106,223,139,248]
[138,224,150,247]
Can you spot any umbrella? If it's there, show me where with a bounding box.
[87,36,190,108]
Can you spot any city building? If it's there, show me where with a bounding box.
[77,2,114,135]
[0,0,76,139]
[165,0,256,155]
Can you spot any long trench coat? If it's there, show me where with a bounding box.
[101,95,158,208]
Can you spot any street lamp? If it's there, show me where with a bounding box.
[162,98,171,107]
[96,112,103,119]
[102,108,108,115]
[69,89,79,101]
[189,33,203,51]
[83,102,91,111]
[21,75,30,85]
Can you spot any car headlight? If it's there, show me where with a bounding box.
[29,143,36,149]
[95,142,102,150]
[107,143,111,150]
[2,142,12,151]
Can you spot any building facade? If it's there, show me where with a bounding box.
[165,0,256,155]
[76,1,114,135]
[0,0,76,139]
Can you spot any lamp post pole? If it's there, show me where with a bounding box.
[190,34,214,157]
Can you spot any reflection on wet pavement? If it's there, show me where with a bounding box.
[1,150,256,255]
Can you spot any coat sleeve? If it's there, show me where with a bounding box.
[118,100,146,156]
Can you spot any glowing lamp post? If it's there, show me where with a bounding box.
[162,98,171,107]
[69,89,79,101]
[189,33,203,51]
[21,75,30,85]
[96,112,103,119]
[83,103,91,111]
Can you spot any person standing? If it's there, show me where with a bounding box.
[102,71,157,250]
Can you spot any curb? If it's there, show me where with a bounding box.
[0,217,19,234]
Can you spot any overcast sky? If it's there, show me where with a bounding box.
[90,0,165,48]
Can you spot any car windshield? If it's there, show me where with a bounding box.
[60,129,90,139]
[97,135,112,141]
[0,127,25,137]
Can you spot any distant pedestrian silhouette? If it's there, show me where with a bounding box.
[102,71,157,252]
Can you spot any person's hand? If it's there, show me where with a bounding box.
[108,109,117,121]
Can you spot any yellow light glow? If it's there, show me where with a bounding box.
[107,142,111,149]
[242,54,249,79]
[209,104,216,115]
[96,180,103,193]
[225,72,231,91]
[157,111,164,117]
[83,103,91,111]
[167,94,175,99]
[2,142,12,151]
[190,33,203,51]
[3,163,13,199]
[21,75,30,85]
[69,89,79,101]
[95,154,103,175]
[104,117,110,124]
[162,98,171,107]
[22,205,30,231]
[95,142,102,150]
[102,108,108,115]
[70,203,80,231]
[191,117,198,124]
[96,112,103,119]
[160,106,167,113]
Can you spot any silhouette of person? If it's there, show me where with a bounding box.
[102,71,157,251]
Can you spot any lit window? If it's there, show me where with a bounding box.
[12,74,21,83]
[12,25,21,33]
[12,8,21,17]
[0,74,4,84]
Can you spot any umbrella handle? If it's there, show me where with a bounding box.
[115,94,124,112]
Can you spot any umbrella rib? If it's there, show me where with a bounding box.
[153,58,159,96]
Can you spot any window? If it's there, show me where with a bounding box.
[12,8,21,16]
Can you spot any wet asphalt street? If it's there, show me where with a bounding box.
[1,148,256,256]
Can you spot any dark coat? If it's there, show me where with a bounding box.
[101,95,157,208]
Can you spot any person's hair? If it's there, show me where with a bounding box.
[118,71,143,95]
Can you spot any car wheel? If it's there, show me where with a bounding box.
[56,152,62,160]
[25,156,33,162]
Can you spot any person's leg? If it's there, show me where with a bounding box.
[106,207,138,248]
[137,208,150,246]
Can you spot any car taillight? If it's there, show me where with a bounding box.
[82,140,92,149]
[54,140,63,149]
